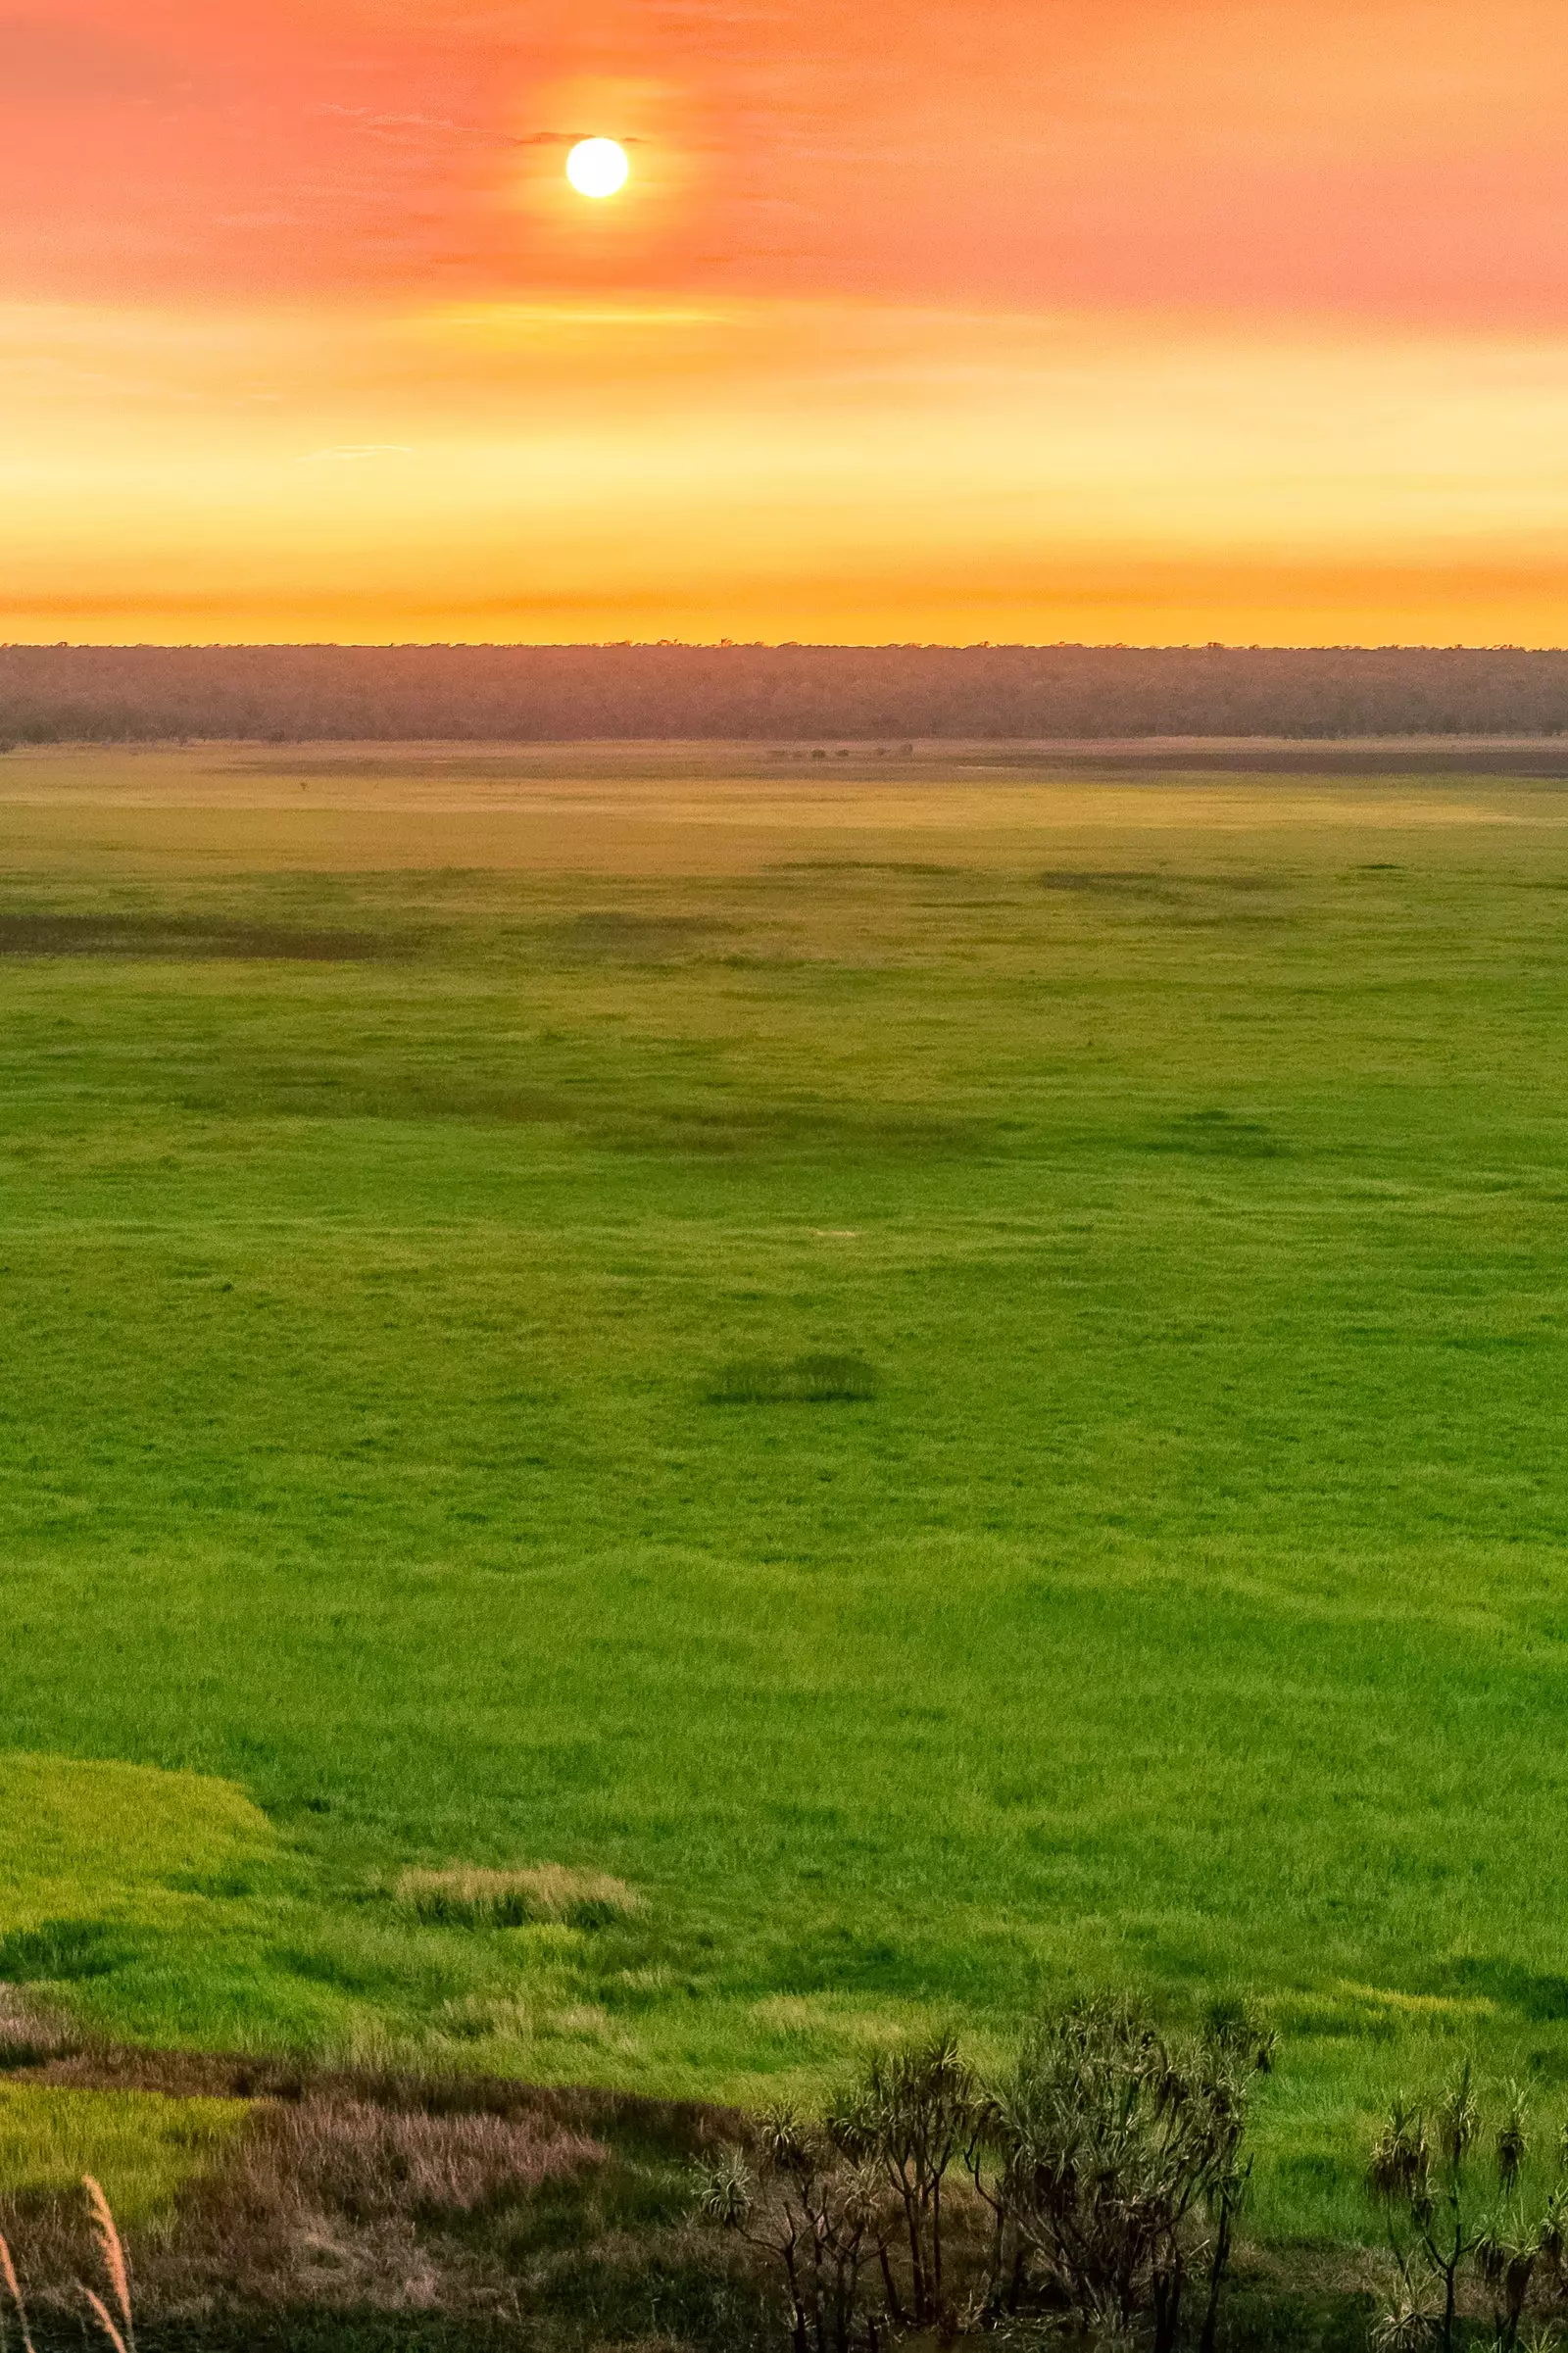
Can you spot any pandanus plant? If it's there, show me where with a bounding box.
[827,2032,979,2328]
[978,1997,1271,2353]
[697,1998,1273,2353]
[1369,2071,1568,2353]
[695,2106,890,2353]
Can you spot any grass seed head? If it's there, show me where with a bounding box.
[0,2232,37,2353]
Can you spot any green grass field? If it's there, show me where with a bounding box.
[5,743,1568,2245]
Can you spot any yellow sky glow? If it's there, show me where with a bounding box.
[5,300,1568,644]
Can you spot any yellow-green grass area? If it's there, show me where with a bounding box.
[0,2083,248,2225]
[6,744,1568,2248]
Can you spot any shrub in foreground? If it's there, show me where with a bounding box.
[695,1996,1276,2352]
[1368,2066,1568,2353]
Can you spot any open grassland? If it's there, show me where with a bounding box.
[4,744,1568,2248]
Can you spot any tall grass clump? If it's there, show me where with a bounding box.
[0,1987,78,2073]
[394,1863,642,1932]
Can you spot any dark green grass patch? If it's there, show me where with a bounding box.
[0,910,396,959]
[0,1921,135,1984]
[703,1353,880,1405]
[1039,868,1166,892]
[553,910,725,959]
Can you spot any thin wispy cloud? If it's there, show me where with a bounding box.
[515,130,645,148]
[297,444,415,464]
[316,105,472,133]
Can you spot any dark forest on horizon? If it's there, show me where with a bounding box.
[5,643,1568,744]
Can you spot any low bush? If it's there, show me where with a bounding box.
[705,1355,879,1406]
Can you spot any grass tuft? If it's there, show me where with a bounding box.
[393,1867,644,1934]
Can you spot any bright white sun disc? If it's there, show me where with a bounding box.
[566,138,630,199]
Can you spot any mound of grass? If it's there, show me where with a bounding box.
[0,1756,278,1930]
[704,1353,879,1405]
[394,1867,643,1934]
[0,1989,79,2073]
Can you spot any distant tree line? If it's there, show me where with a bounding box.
[4,644,1568,743]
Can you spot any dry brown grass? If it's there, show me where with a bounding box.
[0,2224,38,2353]
[0,2060,779,2350]
[0,1985,82,2072]
[0,2071,735,2320]
[0,2096,608,2324]
[1,2175,139,2353]
[83,2175,134,2351]
[394,1864,644,1932]
[145,2095,605,2317]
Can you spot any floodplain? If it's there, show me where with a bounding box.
[4,741,1568,2251]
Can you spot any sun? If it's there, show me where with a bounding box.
[566,138,630,201]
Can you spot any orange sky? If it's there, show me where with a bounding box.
[6,0,1568,643]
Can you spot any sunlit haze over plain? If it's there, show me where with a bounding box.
[7,0,1568,644]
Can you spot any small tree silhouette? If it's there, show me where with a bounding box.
[827,2031,979,2328]
[695,2108,889,2353]
[978,1996,1271,2353]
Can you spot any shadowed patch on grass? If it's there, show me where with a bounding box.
[1141,1108,1287,1159]
[1039,870,1288,909]
[0,1922,137,1985]
[767,860,965,876]
[553,911,722,959]
[168,1066,978,1160]
[775,1927,916,1995]
[1442,1957,1568,2022]
[0,912,399,960]
[703,1352,880,1405]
